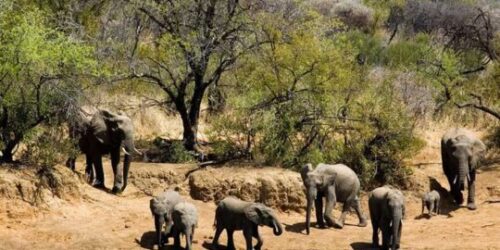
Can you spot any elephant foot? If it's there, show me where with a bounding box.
[332,220,344,229]
[467,202,477,210]
[93,183,106,190]
[111,186,123,194]
[315,222,326,229]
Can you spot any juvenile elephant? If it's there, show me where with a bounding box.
[212,196,283,250]
[300,163,367,234]
[171,202,198,250]
[441,128,486,210]
[369,186,405,250]
[421,190,440,215]
[150,189,183,249]
[67,109,141,193]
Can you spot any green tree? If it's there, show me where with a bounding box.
[131,0,257,151]
[0,2,96,162]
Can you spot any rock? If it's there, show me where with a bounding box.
[188,166,306,212]
[128,164,192,196]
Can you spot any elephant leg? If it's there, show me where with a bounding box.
[92,155,105,189]
[352,197,367,227]
[154,214,165,248]
[429,202,435,216]
[185,229,192,250]
[84,153,94,184]
[467,171,476,210]
[380,220,391,250]
[243,227,253,250]
[173,228,181,249]
[334,201,351,229]
[111,148,124,194]
[121,154,131,192]
[314,194,325,228]
[226,229,236,250]
[253,224,263,250]
[371,219,379,248]
[323,188,337,228]
[212,226,223,249]
[435,198,440,215]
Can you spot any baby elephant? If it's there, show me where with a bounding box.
[171,202,198,250]
[213,196,283,250]
[422,190,440,216]
[369,186,405,250]
[150,189,183,249]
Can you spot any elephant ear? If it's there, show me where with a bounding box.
[470,139,486,169]
[90,111,111,145]
[300,163,314,182]
[244,203,265,225]
[321,172,337,187]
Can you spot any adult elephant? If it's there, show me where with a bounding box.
[212,196,283,250]
[369,185,405,250]
[300,163,367,235]
[441,128,486,210]
[67,109,140,194]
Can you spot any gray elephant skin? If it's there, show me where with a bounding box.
[171,202,198,250]
[369,185,405,250]
[421,190,440,215]
[441,128,486,210]
[300,163,367,234]
[150,189,183,249]
[67,109,140,193]
[212,196,283,250]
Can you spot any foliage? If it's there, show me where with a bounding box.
[0,2,96,162]
[132,0,257,150]
[209,6,425,188]
[22,126,78,168]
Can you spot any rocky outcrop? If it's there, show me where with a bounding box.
[188,166,306,212]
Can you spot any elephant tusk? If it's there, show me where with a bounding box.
[134,147,143,155]
[122,147,131,155]
[467,173,471,182]
[452,175,458,185]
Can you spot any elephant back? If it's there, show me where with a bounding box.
[315,163,361,201]
[173,202,198,229]
[150,190,183,215]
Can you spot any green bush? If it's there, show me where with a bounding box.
[22,126,78,168]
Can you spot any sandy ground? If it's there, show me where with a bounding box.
[0,124,499,250]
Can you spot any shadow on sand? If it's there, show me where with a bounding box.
[137,231,186,250]
[427,177,460,216]
[350,242,378,250]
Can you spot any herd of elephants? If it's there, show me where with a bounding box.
[66,109,487,250]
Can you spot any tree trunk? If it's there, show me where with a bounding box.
[180,81,206,152]
[1,135,20,163]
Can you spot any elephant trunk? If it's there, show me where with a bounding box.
[272,219,283,236]
[154,214,165,248]
[122,137,141,155]
[392,214,402,249]
[457,158,468,191]
[305,197,312,235]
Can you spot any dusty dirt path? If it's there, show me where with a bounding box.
[0,158,499,250]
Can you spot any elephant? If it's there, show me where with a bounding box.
[300,163,367,234]
[441,128,486,210]
[212,196,283,250]
[421,190,440,215]
[150,189,183,249]
[369,185,405,250]
[66,109,141,194]
[171,202,198,250]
